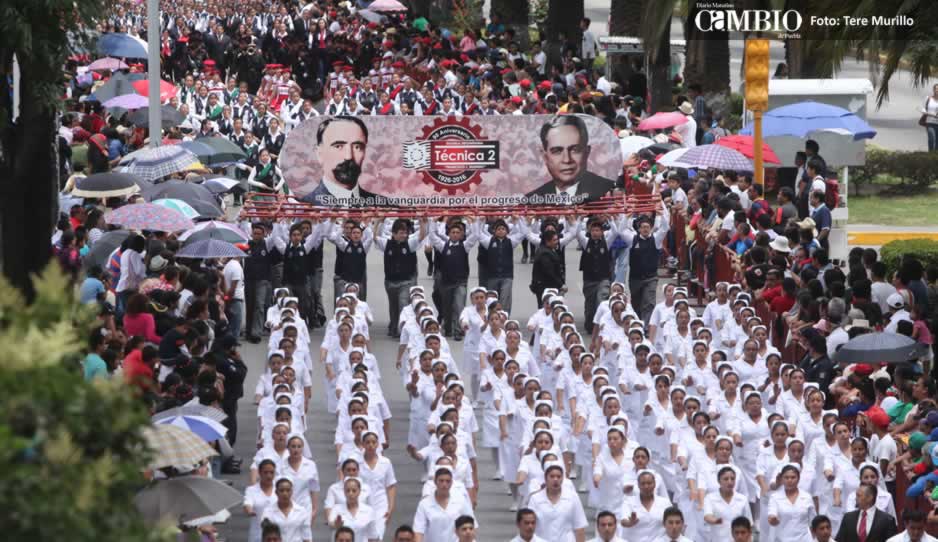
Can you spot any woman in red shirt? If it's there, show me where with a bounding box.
[122,293,162,344]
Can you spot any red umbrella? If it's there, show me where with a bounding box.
[715,135,781,164]
[637,112,688,132]
[132,79,178,102]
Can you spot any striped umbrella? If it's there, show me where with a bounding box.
[107,202,195,232]
[153,198,199,219]
[178,221,249,242]
[142,424,217,470]
[120,145,200,181]
[153,415,227,442]
[677,144,753,171]
[175,239,247,259]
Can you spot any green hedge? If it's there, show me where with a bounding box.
[880,238,938,276]
[852,148,938,190]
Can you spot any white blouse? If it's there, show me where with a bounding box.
[767,491,816,542]
[703,491,752,542]
[328,502,380,542]
[277,457,320,511]
[528,489,589,542]
[244,484,277,542]
[260,502,312,542]
[412,493,475,542]
[619,495,671,541]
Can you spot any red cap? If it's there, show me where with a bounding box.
[853,363,875,376]
[510,96,523,105]
[459,54,470,63]
[391,61,405,68]
[178,37,189,43]
[204,59,216,66]
[538,81,552,90]
[282,67,292,74]
[500,68,512,75]
[864,406,890,429]
[367,22,378,29]
[343,66,354,72]
[520,79,531,88]
[332,60,345,67]
[432,42,443,49]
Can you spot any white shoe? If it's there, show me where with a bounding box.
[492,474,503,481]
[577,481,588,493]
[509,503,519,512]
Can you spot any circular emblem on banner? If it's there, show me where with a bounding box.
[402,116,500,195]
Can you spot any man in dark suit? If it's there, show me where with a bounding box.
[526,115,615,204]
[835,483,897,542]
[299,116,387,207]
[204,22,231,72]
[530,230,566,308]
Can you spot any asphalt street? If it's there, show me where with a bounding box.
[217,246,595,542]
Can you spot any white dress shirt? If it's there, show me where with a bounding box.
[260,502,312,542]
[412,493,475,542]
[528,488,589,542]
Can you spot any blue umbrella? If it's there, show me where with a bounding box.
[175,239,247,259]
[154,415,228,443]
[740,101,877,140]
[97,33,149,59]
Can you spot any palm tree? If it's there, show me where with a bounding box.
[640,0,676,110]
[684,1,730,96]
[608,0,644,88]
[546,0,584,46]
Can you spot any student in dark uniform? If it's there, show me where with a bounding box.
[427,218,480,341]
[272,221,326,325]
[475,218,526,315]
[244,223,277,343]
[326,219,374,301]
[575,216,623,334]
[376,219,425,337]
[531,230,566,306]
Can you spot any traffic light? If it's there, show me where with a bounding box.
[744,39,770,112]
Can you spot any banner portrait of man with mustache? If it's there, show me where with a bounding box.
[300,116,387,207]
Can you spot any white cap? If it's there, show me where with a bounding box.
[886,293,905,309]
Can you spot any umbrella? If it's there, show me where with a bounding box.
[142,424,217,470]
[358,9,388,23]
[154,415,228,442]
[195,136,248,166]
[103,93,148,110]
[179,221,249,243]
[134,476,242,524]
[153,198,200,219]
[715,134,781,164]
[183,227,249,245]
[187,199,224,219]
[88,71,136,103]
[176,239,247,259]
[833,332,929,364]
[126,105,186,129]
[152,404,227,424]
[201,176,240,194]
[142,179,217,203]
[107,203,195,232]
[83,230,130,269]
[618,135,654,160]
[178,141,215,164]
[97,33,149,59]
[656,147,692,168]
[637,112,688,132]
[88,57,128,71]
[740,101,877,140]
[120,146,200,181]
[72,172,142,198]
[132,79,178,102]
[677,144,753,171]
[368,0,408,11]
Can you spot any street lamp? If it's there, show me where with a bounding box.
[744,39,769,186]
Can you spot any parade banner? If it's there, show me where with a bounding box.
[279,114,622,207]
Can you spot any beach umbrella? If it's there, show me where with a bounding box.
[715,134,781,164]
[618,135,654,160]
[88,71,136,103]
[677,144,753,171]
[175,239,247,259]
[72,172,142,198]
[132,78,178,102]
[178,221,249,243]
[88,57,128,71]
[97,33,149,59]
[833,332,929,364]
[103,93,148,110]
[126,105,186,129]
[153,198,200,219]
[153,415,228,443]
[152,404,227,423]
[107,203,195,232]
[195,136,248,166]
[83,230,130,269]
[368,0,408,11]
[637,112,688,132]
[134,476,242,524]
[201,176,240,194]
[120,146,200,181]
[142,425,217,470]
[740,101,877,140]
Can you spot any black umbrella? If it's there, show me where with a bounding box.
[127,105,186,130]
[187,198,224,219]
[143,180,218,206]
[72,172,143,198]
[83,230,130,269]
[195,136,248,166]
[833,332,928,364]
[89,72,136,103]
